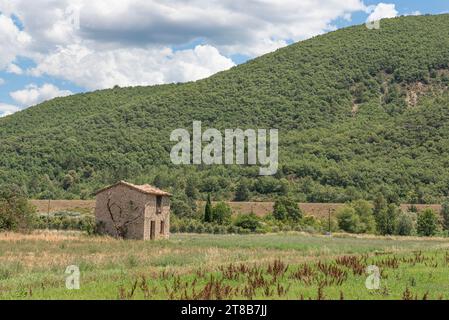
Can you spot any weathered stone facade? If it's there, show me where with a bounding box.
[95,181,171,240]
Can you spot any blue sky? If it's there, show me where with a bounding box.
[0,0,448,116]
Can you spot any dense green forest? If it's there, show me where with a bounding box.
[1,14,449,206]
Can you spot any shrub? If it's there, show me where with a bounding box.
[337,207,361,233]
[0,186,36,232]
[273,197,303,222]
[212,225,221,234]
[195,224,205,234]
[234,213,261,232]
[417,209,439,237]
[318,216,339,233]
[226,225,240,234]
[212,202,232,225]
[205,224,214,234]
[301,215,322,231]
[170,223,179,233]
[36,211,95,234]
[395,212,415,236]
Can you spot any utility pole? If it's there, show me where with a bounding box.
[328,208,335,235]
[47,199,51,230]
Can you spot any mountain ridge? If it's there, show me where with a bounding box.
[1,14,449,205]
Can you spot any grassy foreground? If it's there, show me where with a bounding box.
[0,232,449,300]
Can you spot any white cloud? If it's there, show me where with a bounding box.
[367,3,398,22]
[0,78,4,86]
[407,11,421,16]
[6,63,23,75]
[10,83,73,107]
[3,0,367,55]
[0,13,31,70]
[1,0,367,89]
[0,103,20,117]
[30,44,235,90]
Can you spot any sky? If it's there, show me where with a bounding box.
[0,0,448,117]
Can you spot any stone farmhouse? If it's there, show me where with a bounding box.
[95,181,171,240]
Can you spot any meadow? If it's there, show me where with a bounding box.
[0,232,449,300]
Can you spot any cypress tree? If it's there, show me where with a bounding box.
[204,194,213,223]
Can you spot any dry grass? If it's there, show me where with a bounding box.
[1,231,449,299]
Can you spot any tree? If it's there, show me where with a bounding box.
[185,176,199,200]
[373,193,387,223]
[441,200,449,231]
[351,200,376,234]
[273,197,302,222]
[82,166,95,179]
[171,192,196,218]
[0,185,35,231]
[62,174,75,190]
[212,202,232,225]
[417,209,438,237]
[337,207,361,234]
[234,180,250,202]
[395,212,415,236]
[377,204,400,235]
[204,194,213,223]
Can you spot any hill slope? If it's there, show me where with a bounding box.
[1,14,449,205]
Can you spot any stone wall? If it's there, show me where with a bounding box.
[143,194,170,240]
[95,184,170,240]
[95,184,147,239]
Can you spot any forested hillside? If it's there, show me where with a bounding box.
[1,14,449,207]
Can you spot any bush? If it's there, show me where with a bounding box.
[395,212,415,236]
[0,186,36,232]
[36,211,95,234]
[337,207,361,233]
[417,209,439,237]
[234,213,261,232]
[318,216,338,233]
[205,224,214,234]
[301,215,322,231]
[226,225,240,234]
[273,197,303,222]
[212,202,232,225]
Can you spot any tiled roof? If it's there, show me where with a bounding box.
[95,180,172,196]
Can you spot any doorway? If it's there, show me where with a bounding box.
[150,221,156,240]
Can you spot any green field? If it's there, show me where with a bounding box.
[0,232,449,300]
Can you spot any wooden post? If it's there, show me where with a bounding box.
[47,199,51,230]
